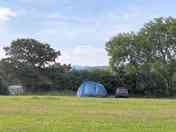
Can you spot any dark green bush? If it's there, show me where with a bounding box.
[0,77,8,94]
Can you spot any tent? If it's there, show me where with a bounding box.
[77,81,107,97]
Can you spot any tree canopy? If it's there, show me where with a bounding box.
[4,39,60,69]
[0,18,176,97]
[0,38,71,91]
[106,17,176,96]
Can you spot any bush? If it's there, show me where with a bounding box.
[0,77,8,95]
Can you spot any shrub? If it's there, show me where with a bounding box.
[0,77,8,94]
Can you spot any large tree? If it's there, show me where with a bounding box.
[106,17,176,96]
[4,38,60,69]
[1,38,70,90]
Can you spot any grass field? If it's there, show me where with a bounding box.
[0,96,176,132]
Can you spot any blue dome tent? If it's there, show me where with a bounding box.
[77,81,107,97]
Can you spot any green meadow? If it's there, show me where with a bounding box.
[0,96,176,132]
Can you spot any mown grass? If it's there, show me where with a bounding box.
[0,96,176,132]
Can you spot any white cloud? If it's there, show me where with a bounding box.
[0,7,16,21]
[0,1,161,66]
[59,45,108,66]
[34,7,147,66]
[0,7,16,32]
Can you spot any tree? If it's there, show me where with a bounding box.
[4,38,60,69]
[140,17,176,96]
[106,17,176,96]
[1,38,71,91]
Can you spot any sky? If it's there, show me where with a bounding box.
[0,0,175,66]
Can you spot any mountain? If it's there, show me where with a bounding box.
[72,65,108,70]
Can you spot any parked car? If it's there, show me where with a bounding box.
[115,87,129,98]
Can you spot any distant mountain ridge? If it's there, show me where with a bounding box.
[72,65,108,70]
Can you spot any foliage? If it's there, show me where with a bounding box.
[106,17,176,97]
[0,38,123,95]
[65,69,117,93]
[43,68,116,93]
[0,38,71,92]
[1,17,176,97]
[4,38,60,69]
[0,77,8,94]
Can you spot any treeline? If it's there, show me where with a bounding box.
[106,17,176,97]
[0,39,118,94]
[0,17,176,97]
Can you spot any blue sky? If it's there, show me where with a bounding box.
[0,0,175,66]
